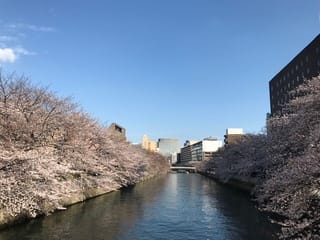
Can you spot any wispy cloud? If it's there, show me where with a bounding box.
[0,35,17,42]
[14,47,36,56]
[7,23,56,32]
[0,21,54,63]
[0,48,16,63]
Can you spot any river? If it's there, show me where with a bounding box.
[0,173,279,240]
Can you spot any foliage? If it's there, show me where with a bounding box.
[0,71,169,225]
[200,76,320,239]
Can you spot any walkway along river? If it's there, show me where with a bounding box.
[0,174,279,240]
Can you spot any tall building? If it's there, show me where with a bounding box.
[269,34,320,115]
[158,138,180,164]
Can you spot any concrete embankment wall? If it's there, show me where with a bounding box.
[0,171,168,230]
[198,170,255,193]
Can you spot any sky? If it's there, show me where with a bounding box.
[0,1,319,145]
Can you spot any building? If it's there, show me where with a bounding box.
[190,137,223,162]
[180,137,222,163]
[158,138,180,164]
[141,134,157,152]
[269,34,320,115]
[224,128,244,145]
[180,140,199,163]
[107,123,126,141]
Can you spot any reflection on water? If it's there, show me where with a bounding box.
[0,174,278,240]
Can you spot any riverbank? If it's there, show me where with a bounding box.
[0,72,169,230]
[0,174,279,240]
[198,170,255,193]
[199,76,320,239]
[0,145,169,230]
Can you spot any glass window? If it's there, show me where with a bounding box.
[296,64,298,70]
[306,55,309,62]
[307,68,310,74]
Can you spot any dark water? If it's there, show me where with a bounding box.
[0,174,279,240]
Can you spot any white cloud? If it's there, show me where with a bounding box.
[0,48,16,62]
[0,47,36,63]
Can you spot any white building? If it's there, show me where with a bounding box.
[226,128,243,135]
[190,137,223,162]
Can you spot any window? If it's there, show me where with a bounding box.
[296,64,299,70]
[288,83,290,88]
[291,68,294,74]
[316,47,319,54]
[307,68,310,75]
[300,60,303,67]
[306,55,309,63]
[287,72,290,78]
[297,76,300,82]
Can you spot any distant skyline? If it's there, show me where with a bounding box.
[1,1,320,144]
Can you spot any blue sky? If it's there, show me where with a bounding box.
[0,1,319,144]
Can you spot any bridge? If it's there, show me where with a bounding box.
[170,166,196,173]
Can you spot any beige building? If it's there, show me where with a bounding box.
[141,134,157,152]
[224,128,244,145]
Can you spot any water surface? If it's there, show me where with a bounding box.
[0,174,278,240]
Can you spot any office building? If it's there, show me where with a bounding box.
[191,137,223,162]
[180,140,199,163]
[180,137,222,163]
[269,34,320,115]
[158,138,180,164]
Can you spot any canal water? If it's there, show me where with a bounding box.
[0,174,279,240]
